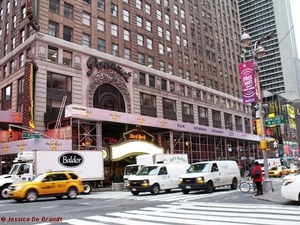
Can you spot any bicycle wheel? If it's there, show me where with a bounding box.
[239,181,251,193]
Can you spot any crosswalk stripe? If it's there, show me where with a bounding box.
[33,201,300,225]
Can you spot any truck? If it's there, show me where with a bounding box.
[0,150,104,199]
[123,154,188,184]
[255,158,281,175]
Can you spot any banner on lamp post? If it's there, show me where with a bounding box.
[238,60,258,104]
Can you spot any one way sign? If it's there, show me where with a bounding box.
[267,140,279,150]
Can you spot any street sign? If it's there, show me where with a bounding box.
[22,133,40,139]
[264,115,284,126]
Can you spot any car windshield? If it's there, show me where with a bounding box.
[187,163,210,173]
[136,166,158,176]
[270,167,278,170]
[124,165,140,175]
[31,174,45,182]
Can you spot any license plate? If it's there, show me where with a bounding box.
[186,186,191,189]
[132,188,136,191]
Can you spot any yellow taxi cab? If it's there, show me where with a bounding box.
[8,170,84,203]
[268,166,289,178]
[287,165,298,173]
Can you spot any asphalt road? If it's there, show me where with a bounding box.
[0,178,299,225]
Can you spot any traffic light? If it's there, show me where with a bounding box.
[8,127,12,138]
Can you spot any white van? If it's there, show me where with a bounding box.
[126,163,190,195]
[178,160,240,194]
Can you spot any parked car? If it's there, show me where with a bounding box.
[8,170,84,202]
[281,174,300,202]
[287,165,298,173]
[268,166,289,177]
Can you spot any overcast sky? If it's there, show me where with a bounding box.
[290,0,300,55]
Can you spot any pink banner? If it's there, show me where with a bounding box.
[238,60,258,104]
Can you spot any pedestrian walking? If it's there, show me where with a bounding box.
[248,163,257,193]
[251,161,263,196]
[109,172,115,187]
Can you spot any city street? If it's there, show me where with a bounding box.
[0,178,299,225]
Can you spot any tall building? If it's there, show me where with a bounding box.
[238,0,300,96]
[0,0,263,175]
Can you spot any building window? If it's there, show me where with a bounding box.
[48,21,59,37]
[13,15,17,28]
[83,12,91,26]
[17,77,24,112]
[4,44,8,56]
[140,93,157,117]
[160,61,165,72]
[111,24,118,36]
[19,53,24,68]
[182,103,194,123]
[212,110,221,128]
[146,21,152,31]
[139,73,145,85]
[140,93,156,107]
[198,106,208,126]
[47,46,58,62]
[149,75,155,87]
[97,0,105,10]
[159,44,164,54]
[3,65,8,78]
[124,48,131,60]
[83,0,91,4]
[136,0,142,9]
[145,4,151,14]
[97,18,105,31]
[82,33,91,47]
[163,98,177,120]
[63,51,72,66]
[123,10,129,22]
[148,57,153,68]
[47,72,72,91]
[137,34,143,46]
[161,79,167,90]
[147,38,153,49]
[12,37,16,49]
[22,6,26,19]
[111,4,118,17]
[49,0,59,14]
[63,26,72,41]
[138,53,145,65]
[124,29,130,41]
[157,10,162,20]
[137,16,142,27]
[64,3,73,19]
[111,44,118,56]
[20,29,25,43]
[97,39,105,52]
[158,27,163,38]
[10,60,15,73]
[1,85,12,110]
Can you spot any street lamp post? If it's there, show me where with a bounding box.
[241,30,275,193]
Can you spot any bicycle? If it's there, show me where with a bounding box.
[239,177,253,193]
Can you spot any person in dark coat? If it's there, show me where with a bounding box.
[109,172,115,186]
[251,161,263,196]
